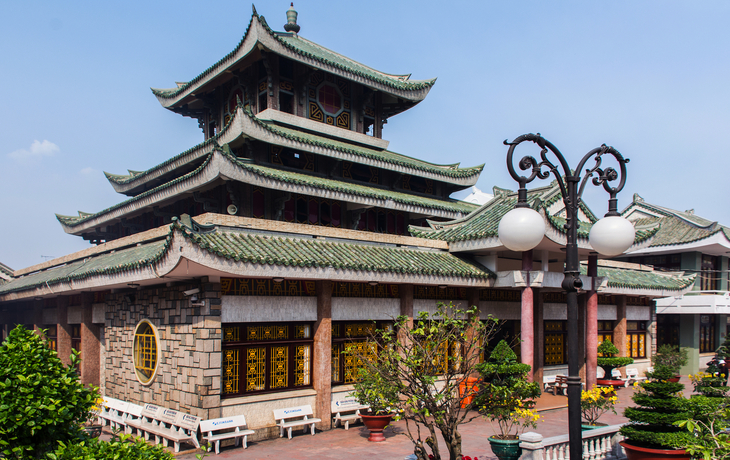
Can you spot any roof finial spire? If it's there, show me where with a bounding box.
[283,2,300,34]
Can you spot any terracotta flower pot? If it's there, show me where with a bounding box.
[620,441,690,460]
[360,413,393,442]
[596,378,625,388]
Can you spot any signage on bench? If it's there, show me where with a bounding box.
[177,413,201,430]
[334,398,360,408]
[141,404,161,418]
[284,408,304,415]
[159,408,179,424]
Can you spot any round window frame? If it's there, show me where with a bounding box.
[132,319,161,386]
[316,82,344,116]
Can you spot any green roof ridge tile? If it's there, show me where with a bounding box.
[580,265,696,292]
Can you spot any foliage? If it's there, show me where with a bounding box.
[580,387,618,425]
[676,398,730,460]
[651,344,688,375]
[350,303,498,460]
[352,363,400,414]
[46,433,176,460]
[620,364,694,449]
[596,340,633,374]
[690,371,730,398]
[476,340,540,439]
[0,326,98,459]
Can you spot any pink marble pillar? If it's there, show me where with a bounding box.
[586,254,598,390]
[314,281,333,430]
[521,251,534,382]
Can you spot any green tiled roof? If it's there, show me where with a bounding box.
[176,222,494,279]
[0,262,13,279]
[580,264,695,292]
[0,240,169,296]
[624,198,730,248]
[105,107,482,191]
[57,149,477,229]
[151,10,434,102]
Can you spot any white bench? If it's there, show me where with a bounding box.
[611,368,630,387]
[543,375,557,393]
[625,367,647,385]
[127,403,201,452]
[331,398,369,430]
[124,403,144,434]
[273,405,321,439]
[200,415,255,454]
[98,397,129,430]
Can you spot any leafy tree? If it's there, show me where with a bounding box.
[351,303,498,460]
[596,339,633,377]
[0,325,98,459]
[651,344,688,375]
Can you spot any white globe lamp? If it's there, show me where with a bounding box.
[498,207,546,252]
[589,216,636,256]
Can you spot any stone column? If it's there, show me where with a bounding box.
[614,296,628,358]
[56,296,72,368]
[400,284,414,330]
[578,294,587,383]
[314,281,333,430]
[466,288,482,374]
[533,289,544,386]
[521,251,535,381]
[80,293,100,387]
[586,255,598,389]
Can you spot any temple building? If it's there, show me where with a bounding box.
[0,5,698,439]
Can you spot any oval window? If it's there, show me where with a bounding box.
[133,320,159,385]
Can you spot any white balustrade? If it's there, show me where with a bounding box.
[519,424,626,460]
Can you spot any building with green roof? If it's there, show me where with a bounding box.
[0,4,700,444]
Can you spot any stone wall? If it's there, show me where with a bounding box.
[103,280,222,420]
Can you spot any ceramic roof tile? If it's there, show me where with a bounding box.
[58,149,477,229]
[580,264,695,291]
[179,224,494,279]
[151,10,434,102]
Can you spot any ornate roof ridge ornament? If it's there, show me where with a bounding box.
[283,3,300,34]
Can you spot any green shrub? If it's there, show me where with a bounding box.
[596,339,633,376]
[652,344,688,375]
[0,326,98,459]
[46,433,176,460]
[620,364,694,449]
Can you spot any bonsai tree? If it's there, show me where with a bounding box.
[652,344,688,376]
[350,303,498,460]
[476,340,540,439]
[620,364,694,450]
[351,359,400,415]
[596,339,633,378]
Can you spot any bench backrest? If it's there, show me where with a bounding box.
[176,412,201,432]
[200,415,247,433]
[274,405,314,421]
[331,398,368,413]
[611,368,623,379]
[141,403,163,420]
[543,375,556,384]
[555,375,568,384]
[159,408,179,425]
[626,368,639,378]
[126,403,144,418]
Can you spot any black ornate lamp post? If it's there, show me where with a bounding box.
[498,133,635,460]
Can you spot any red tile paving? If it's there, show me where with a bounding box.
[110,377,695,460]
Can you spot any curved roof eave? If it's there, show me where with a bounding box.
[57,149,477,235]
[151,12,434,109]
[105,106,483,195]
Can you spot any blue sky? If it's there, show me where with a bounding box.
[1,1,729,270]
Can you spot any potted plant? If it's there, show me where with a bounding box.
[581,386,618,430]
[596,339,633,388]
[477,340,540,460]
[619,364,693,459]
[652,344,688,382]
[351,360,400,442]
[81,395,104,438]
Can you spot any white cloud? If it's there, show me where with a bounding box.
[79,167,95,175]
[8,140,60,161]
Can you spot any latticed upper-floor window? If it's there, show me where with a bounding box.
[133,320,159,384]
[222,322,313,397]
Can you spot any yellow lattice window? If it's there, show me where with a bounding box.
[344,341,376,384]
[331,343,342,382]
[344,323,375,337]
[246,347,266,391]
[271,346,289,389]
[223,326,240,343]
[544,321,566,365]
[223,349,239,394]
[295,345,311,386]
[133,320,159,384]
[248,325,288,341]
[295,325,311,339]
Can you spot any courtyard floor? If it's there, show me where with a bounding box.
[111,376,695,460]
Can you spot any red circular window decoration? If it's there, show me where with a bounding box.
[318,84,342,115]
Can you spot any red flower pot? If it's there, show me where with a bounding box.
[620,441,690,460]
[360,413,393,442]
